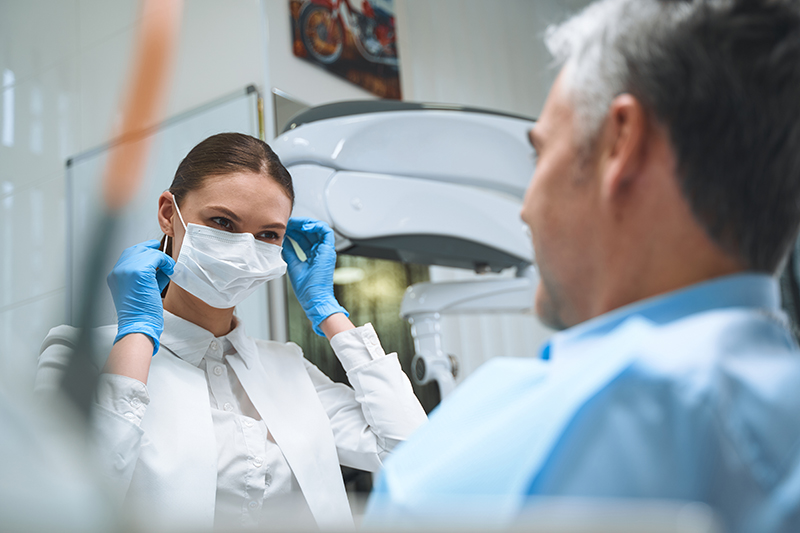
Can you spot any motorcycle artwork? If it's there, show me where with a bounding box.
[290,0,401,99]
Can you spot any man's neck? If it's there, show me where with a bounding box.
[591,255,746,322]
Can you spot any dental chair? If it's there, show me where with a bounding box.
[273,100,537,396]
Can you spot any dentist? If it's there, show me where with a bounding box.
[36,132,427,530]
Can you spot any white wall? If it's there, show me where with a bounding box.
[395,0,591,116]
[0,0,589,393]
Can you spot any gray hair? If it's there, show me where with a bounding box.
[545,0,694,144]
[545,0,800,273]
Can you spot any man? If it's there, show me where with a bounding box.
[365,1,800,531]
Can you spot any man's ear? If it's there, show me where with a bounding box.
[157,191,175,236]
[597,94,649,203]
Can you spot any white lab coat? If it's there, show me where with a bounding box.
[36,321,427,530]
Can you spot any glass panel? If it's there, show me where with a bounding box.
[272,89,310,135]
[286,254,441,412]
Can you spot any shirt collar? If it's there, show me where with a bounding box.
[544,272,781,359]
[160,310,258,369]
[226,313,258,369]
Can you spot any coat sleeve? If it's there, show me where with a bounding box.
[303,323,428,472]
[35,325,148,500]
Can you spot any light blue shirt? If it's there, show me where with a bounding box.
[367,274,800,533]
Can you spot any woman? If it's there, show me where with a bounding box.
[36,133,427,530]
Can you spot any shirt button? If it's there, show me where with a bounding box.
[210,340,218,351]
[130,397,141,408]
[253,456,263,467]
[243,419,253,428]
[248,500,258,510]
[213,366,223,376]
[223,402,233,412]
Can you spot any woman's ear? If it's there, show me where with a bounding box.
[157,191,175,236]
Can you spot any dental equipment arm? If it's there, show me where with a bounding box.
[274,101,537,398]
[399,266,537,396]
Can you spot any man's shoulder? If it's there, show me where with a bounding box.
[564,308,800,433]
[599,308,800,480]
[627,307,800,384]
[374,307,800,521]
[658,306,796,351]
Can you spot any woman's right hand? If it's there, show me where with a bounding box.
[107,239,175,355]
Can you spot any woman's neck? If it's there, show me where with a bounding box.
[162,284,236,337]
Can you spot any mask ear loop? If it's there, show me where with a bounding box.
[160,194,183,298]
[173,195,188,229]
[162,193,186,255]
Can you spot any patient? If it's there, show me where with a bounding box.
[366,1,800,532]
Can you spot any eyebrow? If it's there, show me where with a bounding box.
[205,205,287,230]
[206,205,242,223]
[259,222,287,231]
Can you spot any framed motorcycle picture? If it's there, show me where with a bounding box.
[290,0,402,99]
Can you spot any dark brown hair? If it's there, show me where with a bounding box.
[162,132,294,255]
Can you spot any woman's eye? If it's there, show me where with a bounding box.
[211,217,233,230]
[257,231,281,242]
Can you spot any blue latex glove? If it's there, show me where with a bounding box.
[107,239,175,355]
[282,217,348,336]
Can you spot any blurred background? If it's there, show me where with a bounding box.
[0,0,592,400]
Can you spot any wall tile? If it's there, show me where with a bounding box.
[77,27,135,151]
[0,184,13,307]
[0,289,66,394]
[0,60,80,190]
[165,0,265,118]
[0,0,78,85]
[77,1,265,152]
[0,175,66,308]
[78,0,140,51]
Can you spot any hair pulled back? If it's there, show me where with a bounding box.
[161,133,294,257]
[170,132,294,206]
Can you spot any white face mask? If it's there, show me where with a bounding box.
[165,199,287,309]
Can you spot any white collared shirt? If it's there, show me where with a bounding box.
[95,311,399,529]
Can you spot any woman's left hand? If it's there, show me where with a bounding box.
[282,217,348,336]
